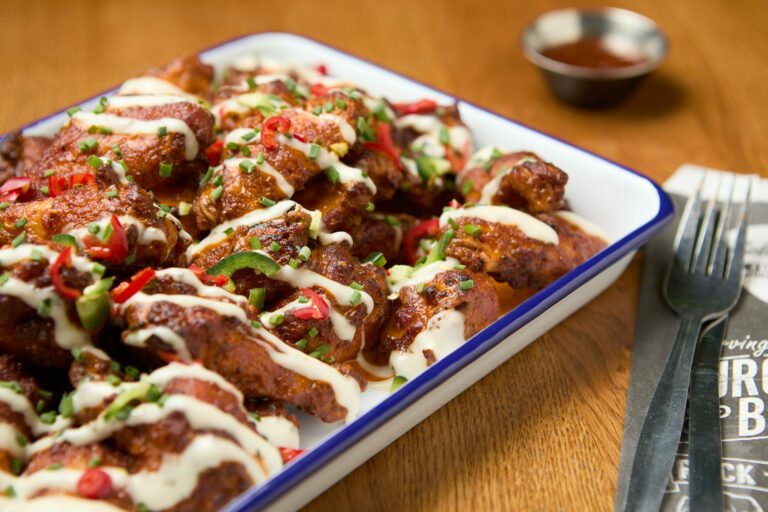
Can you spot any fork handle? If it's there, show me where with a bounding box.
[624,315,702,512]
[688,317,727,511]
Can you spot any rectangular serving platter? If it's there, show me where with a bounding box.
[7,32,674,512]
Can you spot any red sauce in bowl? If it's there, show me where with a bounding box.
[541,38,647,69]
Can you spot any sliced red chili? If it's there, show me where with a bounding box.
[77,468,112,499]
[189,264,228,287]
[293,288,329,320]
[205,140,224,166]
[111,267,156,304]
[83,215,128,265]
[292,133,307,143]
[51,247,82,300]
[48,175,68,198]
[314,63,328,76]
[444,139,470,172]
[448,199,462,209]
[261,116,291,150]
[392,99,438,116]
[403,218,440,265]
[69,173,96,188]
[310,83,329,97]
[279,446,306,464]
[0,177,32,202]
[363,122,403,171]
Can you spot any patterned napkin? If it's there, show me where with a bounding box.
[615,164,768,512]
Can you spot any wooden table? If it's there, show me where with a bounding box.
[2,0,766,509]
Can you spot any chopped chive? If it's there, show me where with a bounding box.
[36,388,53,399]
[3,485,14,497]
[308,143,321,160]
[323,100,334,112]
[251,320,262,329]
[460,180,473,195]
[241,145,251,157]
[0,202,8,211]
[224,227,234,237]
[178,201,192,216]
[211,185,224,201]
[364,252,387,267]
[36,399,45,413]
[309,327,319,338]
[312,105,322,116]
[390,375,407,392]
[249,236,262,250]
[0,381,22,393]
[39,411,57,424]
[246,76,257,89]
[298,246,311,261]
[159,162,173,178]
[350,282,363,290]
[78,137,98,153]
[15,433,27,448]
[93,263,106,275]
[308,344,330,359]
[356,117,375,141]
[383,215,400,227]
[37,299,52,318]
[226,142,240,152]
[335,98,347,110]
[256,152,265,165]
[297,295,309,304]
[124,366,140,379]
[115,406,132,421]
[201,166,214,186]
[106,374,121,387]
[87,155,103,169]
[239,160,255,173]
[459,279,475,291]
[67,106,82,117]
[259,196,276,207]
[109,359,120,373]
[87,222,101,235]
[288,258,300,269]
[325,166,339,184]
[453,264,466,270]
[349,290,362,305]
[213,174,223,186]
[268,242,280,252]
[416,283,426,294]
[242,130,256,141]
[463,225,481,237]
[249,288,266,310]
[11,459,21,475]
[105,189,118,199]
[365,201,375,212]
[11,233,25,248]
[439,127,450,145]
[157,394,169,407]
[269,314,284,326]
[58,393,74,418]
[43,168,56,178]
[88,457,102,468]
[112,145,123,157]
[157,126,167,137]
[295,338,308,350]
[14,217,28,230]
[0,272,9,287]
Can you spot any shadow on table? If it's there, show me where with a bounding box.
[609,72,687,120]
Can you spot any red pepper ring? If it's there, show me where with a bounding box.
[402,218,440,265]
[309,83,329,97]
[261,116,292,150]
[83,215,129,265]
[314,63,328,76]
[48,175,68,198]
[279,446,306,464]
[69,172,96,188]
[77,468,113,499]
[392,99,439,116]
[111,267,156,304]
[204,140,224,166]
[293,288,329,320]
[51,247,82,300]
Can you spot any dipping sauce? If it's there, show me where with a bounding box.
[541,38,647,69]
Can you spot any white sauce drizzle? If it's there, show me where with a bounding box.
[464,145,507,171]
[108,95,192,109]
[118,76,199,101]
[261,294,356,342]
[71,112,199,160]
[271,265,373,315]
[67,214,167,248]
[0,388,70,436]
[251,415,299,449]
[386,258,461,298]
[123,326,191,360]
[225,158,295,197]
[0,423,25,458]
[389,309,466,380]
[439,206,559,245]
[2,495,126,512]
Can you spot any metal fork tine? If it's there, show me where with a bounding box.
[726,179,753,283]
[692,175,721,273]
[708,177,734,277]
[673,177,704,273]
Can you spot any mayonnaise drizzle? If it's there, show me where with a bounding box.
[71,112,199,160]
[251,415,299,449]
[386,258,462,297]
[0,388,70,436]
[389,309,466,380]
[123,326,191,360]
[439,206,559,245]
[118,76,200,101]
[108,95,192,109]
[225,158,295,197]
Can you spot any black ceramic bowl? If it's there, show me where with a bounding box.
[522,7,668,108]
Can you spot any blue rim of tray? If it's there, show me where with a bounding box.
[0,31,675,512]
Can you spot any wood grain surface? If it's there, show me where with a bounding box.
[2,0,767,510]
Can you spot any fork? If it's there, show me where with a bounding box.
[623,177,751,512]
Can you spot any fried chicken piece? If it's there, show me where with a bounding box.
[147,54,215,98]
[0,243,103,367]
[0,133,51,183]
[349,213,415,264]
[117,268,362,422]
[21,362,282,511]
[31,99,214,192]
[457,150,568,213]
[0,168,189,268]
[291,173,374,233]
[441,206,607,289]
[344,142,402,202]
[212,80,301,132]
[368,264,499,373]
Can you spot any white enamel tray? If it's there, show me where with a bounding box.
[8,32,674,512]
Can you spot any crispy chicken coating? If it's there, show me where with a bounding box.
[0,133,50,184]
